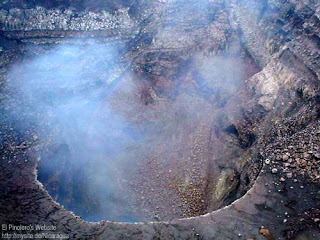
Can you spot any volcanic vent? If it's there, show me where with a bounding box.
[1,0,262,222]
[34,43,261,222]
[1,0,319,238]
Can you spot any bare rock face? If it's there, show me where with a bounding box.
[0,7,135,31]
[0,0,319,239]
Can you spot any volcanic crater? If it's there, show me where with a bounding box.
[0,0,319,239]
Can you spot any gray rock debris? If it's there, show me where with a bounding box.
[0,7,135,31]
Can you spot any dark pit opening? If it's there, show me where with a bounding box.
[1,1,264,223]
[5,39,261,223]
